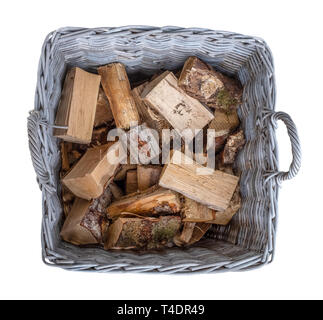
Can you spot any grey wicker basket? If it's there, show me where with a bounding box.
[27,26,301,273]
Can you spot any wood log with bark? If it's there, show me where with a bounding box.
[107,186,181,218]
[60,187,111,245]
[141,71,214,137]
[104,215,181,250]
[178,56,242,111]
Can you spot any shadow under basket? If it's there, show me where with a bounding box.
[27,26,301,273]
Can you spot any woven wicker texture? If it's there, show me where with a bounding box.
[27,26,301,273]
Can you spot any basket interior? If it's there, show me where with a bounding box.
[38,27,278,272]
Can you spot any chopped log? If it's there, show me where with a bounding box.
[178,56,242,111]
[206,186,241,225]
[107,186,181,218]
[128,123,160,165]
[177,222,196,244]
[182,187,241,225]
[174,222,211,246]
[208,109,240,153]
[94,86,114,127]
[221,130,246,165]
[188,223,211,245]
[109,182,124,200]
[60,187,111,245]
[104,216,181,250]
[182,197,215,222]
[126,169,138,194]
[62,142,126,200]
[54,67,101,143]
[132,82,170,134]
[114,162,137,182]
[141,71,214,136]
[137,165,162,191]
[159,150,239,211]
[98,63,140,129]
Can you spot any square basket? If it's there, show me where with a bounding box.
[28,26,301,273]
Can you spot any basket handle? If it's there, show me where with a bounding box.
[27,110,55,193]
[266,111,301,183]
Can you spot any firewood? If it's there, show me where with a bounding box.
[114,163,137,182]
[174,222,211,246]
[94,86,114,127]
[188,223,211,245]
[126,169,138,194]
[208,109,240,153]
[107,186,181,218]
[221,130,246,165]
[159,150,239,211]
[206,186,241,225]
[132,82,170,135]
[137,165,162,191]
[109,182,124,200]
[54,67,101,143]
[98,63,140,129]
[178,56,242,111]
[60,187,111,245]
[141,71,214,137]
[182,197,215,222]
[104,216,181,250]
[176,222,196,244]
[181,186,241,225]
[62,142,126,200]
[128,123,160,165]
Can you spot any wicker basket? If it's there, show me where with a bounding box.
[27,26,301,273]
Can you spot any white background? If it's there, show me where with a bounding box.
[0,0,322,300]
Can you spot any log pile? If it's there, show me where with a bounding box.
[56,57,245,250]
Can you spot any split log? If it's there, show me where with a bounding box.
[94,86,114,127]
[98,63,140,129]
[137,165,162,191]
[104,216,181,250]
[107,186,181,218]
[178,56,242,111]
[159,150,239,211]
[132,82,170,135]
[60,187,112,245]
[174,222,211,246]
[141,71,214,136]
[54,67,101,143]
[221,130,246,165]
[126,169,138,194]
[62,142,126,200]
[182,187,241,225]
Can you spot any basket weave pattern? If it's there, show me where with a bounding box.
[27,26,301,273]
